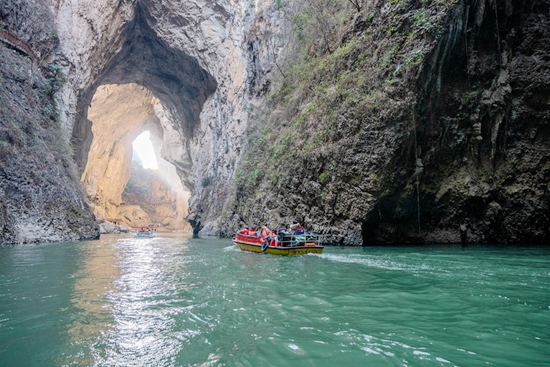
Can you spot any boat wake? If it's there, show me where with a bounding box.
[312,253,431,272]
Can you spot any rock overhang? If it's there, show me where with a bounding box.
[72,2,218,176]
[72,2,224,228]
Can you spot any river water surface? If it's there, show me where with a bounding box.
[0,234,549,366]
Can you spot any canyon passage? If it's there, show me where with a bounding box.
[1,1,550,365]
[2,0,550,245]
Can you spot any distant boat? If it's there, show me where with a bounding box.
[135,231,155,238]
[233,231,323,256]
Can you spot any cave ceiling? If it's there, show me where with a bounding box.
[73,3,218,173]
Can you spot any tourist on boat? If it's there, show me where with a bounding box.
[240,227,250,235]
[260,225,270,240]
[269,233,280,247]
[278,226,288,235]
[290,220,303,235]
[249,228,257,236]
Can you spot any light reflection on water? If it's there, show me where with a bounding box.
[0,237,549,366]
[67,240,118,366]
[98,237,189,366]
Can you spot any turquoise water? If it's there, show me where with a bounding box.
[0,235,549,366]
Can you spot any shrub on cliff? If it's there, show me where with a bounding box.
[228,0,456,234]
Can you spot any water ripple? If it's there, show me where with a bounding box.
[0,239,549,366]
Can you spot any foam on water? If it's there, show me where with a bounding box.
[314,253,432,272]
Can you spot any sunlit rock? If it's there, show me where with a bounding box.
[81,83,191,231]
[82,83,160,221]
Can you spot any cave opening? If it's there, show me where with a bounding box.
[74,5,217,232]
[132,131,158,170]
[81,83,191,232]
[123,126,191,232]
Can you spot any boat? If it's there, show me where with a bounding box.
[135,231,156,238]
[233,231,324,255]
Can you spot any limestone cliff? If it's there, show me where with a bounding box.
[220,0,550,245]
[56,0,255,237]
[0,0,98,244]
[122,161,190,231]
[1,0,255,243]
[82,83,161,221]
[1,0,549,245]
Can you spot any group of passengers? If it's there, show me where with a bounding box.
[239,220,304,247]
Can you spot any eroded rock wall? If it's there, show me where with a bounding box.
[130,0,276,235]
[3,0,549,245]
[82,83,161,220]
[408,0,550,244]
[121,160,191,231]
[218,0,550,245]
[2,0,270,243]
[0,0,98,244]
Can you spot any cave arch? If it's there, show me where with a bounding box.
[72,4,217,189]
[72,4,217,230]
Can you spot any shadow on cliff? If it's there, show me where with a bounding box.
[368,0,550,245]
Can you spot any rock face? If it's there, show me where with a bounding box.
[82,83,191,230]
[218,0,550,245]
[1,0,549,245]
[55,0,254,236]
[0,0,99,244]
[2,0,254,242]
[372,0,550,244]
[82,83,161,221]
[409,0,550,244]
[121,161,191,231]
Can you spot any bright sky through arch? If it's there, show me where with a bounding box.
[132,131,158,169]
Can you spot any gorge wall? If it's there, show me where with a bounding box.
[82,83,160,222]
[221,0,550,245]
[82,83,190,231]
[0,0,98,243]
[1,0,549,245]
[121,159,191,231]
[1,0,257,243]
